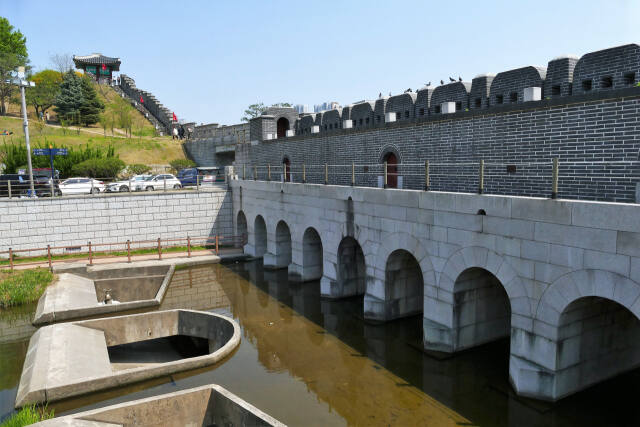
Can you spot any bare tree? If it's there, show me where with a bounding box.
[50,53,74,76]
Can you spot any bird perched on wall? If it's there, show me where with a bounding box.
[458,76,462,82]
[449,77,456,82]
[440,80,444,85]
[379,92,382,98]
[425,82,431,87]
[404,88,412,93]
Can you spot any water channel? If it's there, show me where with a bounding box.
[1,260,640,426]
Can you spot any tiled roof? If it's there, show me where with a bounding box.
[73,53,121,70]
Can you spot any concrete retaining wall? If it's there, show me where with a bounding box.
[0,190,233,252]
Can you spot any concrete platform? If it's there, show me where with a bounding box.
[33,384,285,426]
[33,255,245,325]
[16,309,241,407]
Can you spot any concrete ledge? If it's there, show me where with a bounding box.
[17,309,241,408]
[34,384,285,426]
[33,264,176,325]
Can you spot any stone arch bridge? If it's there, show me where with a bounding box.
[231,179,640,402]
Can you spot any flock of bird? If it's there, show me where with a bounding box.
[378,77,464,98]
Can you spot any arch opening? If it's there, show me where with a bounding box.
[302,227,323,281]
[254,215,267,257]
[277,117,289,138]
[383,152,398,189]
[237,211,247,246]
[336,237,366,297]
[554,296,640,398]
[275,220,292,268]
[453,267,510,351]
[384,249,423,319]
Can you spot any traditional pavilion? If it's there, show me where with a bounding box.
[72,53,121,84]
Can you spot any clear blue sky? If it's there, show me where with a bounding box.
[4,0,639,125]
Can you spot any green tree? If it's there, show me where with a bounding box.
[169,158,196,173]
[241,102,265,122]
[25,69,61,118]
[78,76,104,125]
[54,70,84,123]
[241,102,292,122]
[0,17,28,115]
[71,157,125,178]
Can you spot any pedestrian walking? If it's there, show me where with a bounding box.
[172,127,178,140]
[45,111,50,123]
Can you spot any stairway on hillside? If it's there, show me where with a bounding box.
[112,85,166,134]
[117,74,175,134]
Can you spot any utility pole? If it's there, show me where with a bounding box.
[15,67,36,196]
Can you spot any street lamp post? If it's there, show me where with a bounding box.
[14,67,36,196]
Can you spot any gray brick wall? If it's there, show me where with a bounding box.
[415,87,433,118]
[386,92,417,123]
[350,101,375,129]
[544,56,578,99]
[430,82,471,114]
[489,66,546,106]
[239,91,640,203]
[470,74,495,110]
[321,109,342,131]
[0,190,233,252]
[573,44,640,96]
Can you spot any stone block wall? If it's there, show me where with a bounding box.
[0,190,233,253]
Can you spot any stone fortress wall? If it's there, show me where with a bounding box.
[239,44,640,203]
[119,74,174,133]
[183,122,250,167]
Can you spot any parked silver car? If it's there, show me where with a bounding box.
[134,174,182,191]
[106,175,153,192]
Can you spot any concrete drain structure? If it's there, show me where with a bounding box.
[16,309,241,407]
[33,262,178,325]
[33,384,285,426]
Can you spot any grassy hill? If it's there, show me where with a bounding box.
[1,83,186,166]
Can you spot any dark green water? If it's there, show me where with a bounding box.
[1,261,640,426]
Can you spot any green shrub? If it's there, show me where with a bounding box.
[0,404,54,426]
[126,163,152,176]
[71,157,125,178]
[0,269,54,308]
[1,142,120,178]
[169,158,196,173]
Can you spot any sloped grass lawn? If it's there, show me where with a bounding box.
[0,269,54,307]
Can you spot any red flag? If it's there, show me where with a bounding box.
[140,96,144,103]
[101,63,106,71]
[172,112,177,122]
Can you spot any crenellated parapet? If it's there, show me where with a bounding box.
[385,92,417,123]
[489,66,546,106]
[572,44,640,95]
[244,43,640,143]
[430,81,471,114]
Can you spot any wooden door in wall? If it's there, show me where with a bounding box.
[385,153,398,188]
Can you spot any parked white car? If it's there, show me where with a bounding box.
[135,174,182,191]
[59,178,106,195]
[106,175,152,192]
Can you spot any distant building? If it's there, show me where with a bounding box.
[73,53,121,85]
[293,104,310,113]
[313,101,340,112]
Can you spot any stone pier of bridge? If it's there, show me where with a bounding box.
[231,179,640,402]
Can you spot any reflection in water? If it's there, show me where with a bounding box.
[3,262,640,426]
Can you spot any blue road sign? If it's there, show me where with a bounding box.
[33,148,68,156]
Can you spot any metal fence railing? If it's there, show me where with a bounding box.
[236,159,640,202]
[0,175,228,200]
[0,234,247,271]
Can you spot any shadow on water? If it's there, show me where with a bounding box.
[238,261,640,427]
